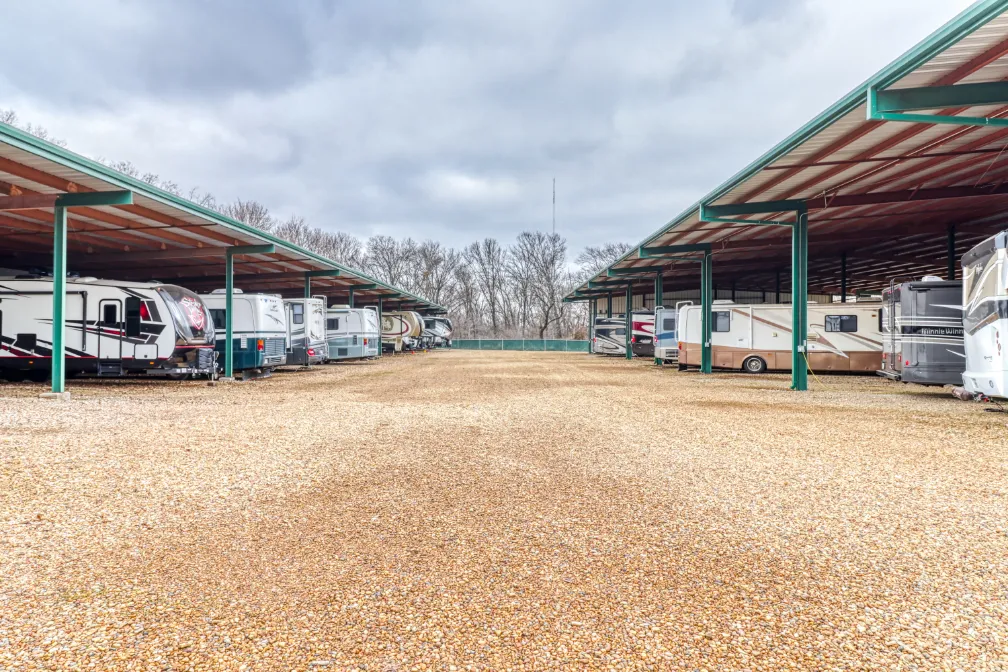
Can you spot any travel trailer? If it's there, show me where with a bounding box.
[678,301,883,373]
[0,276,216,380]
[382,311,423,353]
[654,303,690,363]
[326,306,380,361]
[961,230,1008,399]
[283,297,328,365]
[201,290,287,376]
[592,316,626,356]
[878,277,964,386]
[410,312,429,350]
[630,309,656,358]
[423,316,453,347]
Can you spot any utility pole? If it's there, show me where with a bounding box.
[552,177,555,235]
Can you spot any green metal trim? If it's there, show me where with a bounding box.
[51,206,68,394]
[870,110,1008,127]
[55,190,133,208]
[871,81,1008,112]
[607,266,666,276]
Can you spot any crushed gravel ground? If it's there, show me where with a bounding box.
[1,350,1006,671]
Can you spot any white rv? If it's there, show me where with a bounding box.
[592,316,626,356]
[326,306,380,361]
[962,230,1008,398]
[678,301,883,373]
[283,297,328,365]
[630,309,656,359]
[201,290,287,374]
[654,302,690,364]
[382,311,423,353]
[0,276,216,380]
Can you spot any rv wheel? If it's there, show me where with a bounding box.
[742,356,767,374]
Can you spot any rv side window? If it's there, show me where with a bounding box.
[825,315,857,333]
[292,304,304,325]
[327,318,339,330]
[103,304,118,326]
[209,309,226,330]
[614,328,626,336]
[125,297,142,338]
[712,311,730,332]
[662,318,675,331]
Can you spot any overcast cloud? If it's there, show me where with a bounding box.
[0,0,976,254]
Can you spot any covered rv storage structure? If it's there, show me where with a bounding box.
[0,123,443,394]
[566,0,1008,390]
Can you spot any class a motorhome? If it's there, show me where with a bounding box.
[961,230,1008,398]
[592,316,626,356]
[326,306,380,361]
[0,276,216,380]
[630,309,656,358]
[201,290,287,374]
[654,302,690,363]
[423,316,453,347]
[382,311,423,353]
[283,297,328,365]
[678,301,883,373]
[878,277,964,386]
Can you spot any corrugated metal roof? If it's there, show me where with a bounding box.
[569,0,1008,301]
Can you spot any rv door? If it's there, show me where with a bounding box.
[97,298,124,362]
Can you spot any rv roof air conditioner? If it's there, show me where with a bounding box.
[713,299,734,305]
[921,275,943,282]
[211,288,244,294]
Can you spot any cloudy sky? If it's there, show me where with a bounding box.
[0,0,976,255]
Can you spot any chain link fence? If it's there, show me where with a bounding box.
[452,339,589,352]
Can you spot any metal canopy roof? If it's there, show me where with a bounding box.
[0,124,443,313]
[568,0,1008,301]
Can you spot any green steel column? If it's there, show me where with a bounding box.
[700,253,712,374]
[304,274,311,298]
[348,287,354,307]
[377,296,383,358]
[947,224,956,280]
[655,271,663,308]
[775,270,781,303]
[625,286,632,360]
[589,299,595,353]
[51,206,68,394]
[791,210,809,391]
[225,252,235,379]
[607,292,612,318]
[841,253,847,303]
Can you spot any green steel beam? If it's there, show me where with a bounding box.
[305,269,342,277]
[639,243,711,257]
[51,206,68,394]
[55,190,133,208]
[607,266,666,277]
[588,280,635,289]
[791,212,809,392]
[701,200,806,219]
[871,81,1008,113]
[625,285,632,361]
[224,245,275,379]
[348,283,378,290]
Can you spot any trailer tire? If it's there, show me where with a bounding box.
[742,356,767,374]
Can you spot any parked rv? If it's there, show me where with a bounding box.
[655,303,690,363]
[961,230,1008,398]
[424,316,453,347]
[0,276,215,380]
[592,316,626,356]
[202,290,287,376]
[678,301,883,373]
[878,277,964,386]
[283,297,328,365]
[326,306,380,361]
[630,309,656,358]
[382,311,423,353]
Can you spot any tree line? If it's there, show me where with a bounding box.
[3,110,631,338]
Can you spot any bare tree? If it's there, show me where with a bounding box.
[366,235,416,288]
[575,242,633,281]
[222,199,274,232]
[464,238,507,335]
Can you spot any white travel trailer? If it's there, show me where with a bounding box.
[283,297,328,365]
[326,306,380,361]
[382,311,423,353]
[0,276,216,380]
[592,316,626,356]
[961,230,1008,398]
[201,290,287,375]
[678,301,883,373]
[654,302,691,364]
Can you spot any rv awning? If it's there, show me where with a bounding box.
[568,0,1008,300]
[0,124,443,313]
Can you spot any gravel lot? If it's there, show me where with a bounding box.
[1,350,1006,671]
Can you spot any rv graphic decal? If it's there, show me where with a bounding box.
[180,297,206,330]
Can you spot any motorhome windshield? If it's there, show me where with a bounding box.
[157,285,214,344]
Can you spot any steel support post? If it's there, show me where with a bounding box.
[700,253,712,374]
[791,211,809,391]
[225,252,235,379]
[589,299,595,353]
[607,292,612,318]
[349,287,354,307]
[51,206,68,393]
[304,274,311,298]
[775,270,781,303]
[655,272,663,308]
[947,224,956,280]
[377,296,383,357]
[625,286,632,361]
[841,252,847,303]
